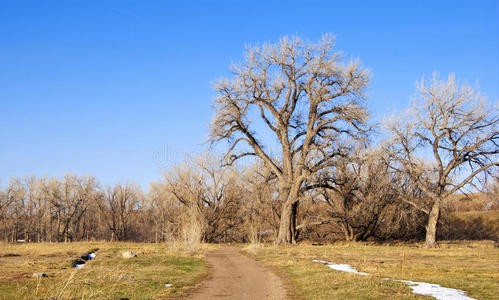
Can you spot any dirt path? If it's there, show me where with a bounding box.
[185,246,287,300]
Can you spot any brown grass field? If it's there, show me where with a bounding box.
[0,242,213,299]
[242,240,499,300]
[0,240,498,299]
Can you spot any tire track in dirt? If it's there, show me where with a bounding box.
[185,246,287,300]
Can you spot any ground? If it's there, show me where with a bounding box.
[0,241,497,299]
[185,246,286,299]
[242,241,499,299]
[0,242,212,299]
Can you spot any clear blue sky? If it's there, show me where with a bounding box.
[1,0,498,190]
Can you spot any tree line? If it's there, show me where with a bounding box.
[1,35,497,247]
[1,152,497,245]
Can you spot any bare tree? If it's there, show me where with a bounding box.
[5,178,28,242]
[23,176,48,242]
[149,182,182,243]
[41,175,99,242]
[162,154,246,243]
[210,35,370,243]
[388,73,499,247]
[98,183,143,241]
[314,147,399,241]
[0,185,8,241]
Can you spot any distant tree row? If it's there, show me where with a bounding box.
[0,175,146,243]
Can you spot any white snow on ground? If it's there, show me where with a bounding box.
[312,260,369,275]
[312,260,476,300]
[394,280,475,300]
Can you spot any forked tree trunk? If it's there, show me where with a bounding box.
[425,200,440,248]
[342,222,355,241]
[276,184,300,244]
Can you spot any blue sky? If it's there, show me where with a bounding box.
[1,0,498,190]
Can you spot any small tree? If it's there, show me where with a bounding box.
[318,147,400,241]
[163,154,247,244]
[388,73,498,247]
[210,35,370,243]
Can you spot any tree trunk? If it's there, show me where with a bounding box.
[276,202,293,244]
[276,183,300,244]
[276,203,299,244]
[342,222,355,241]
[425,200,440,248]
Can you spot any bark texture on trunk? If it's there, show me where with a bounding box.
[276,185,299,244]
[276,202,294,244]
[425,200,440,248]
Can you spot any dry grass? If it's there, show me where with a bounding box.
[242,240,499,299]
[4,240,497,299]
[0,242,214,299]
[181,210,205,255]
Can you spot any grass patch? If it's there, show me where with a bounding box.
[242,241,499,299]
[0,242,214,299]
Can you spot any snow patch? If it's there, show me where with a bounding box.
[312,260,369,275]
[312,260,476,300]
[394,280,475,300]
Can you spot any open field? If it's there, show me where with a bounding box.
[1,241,498,299]
[0,242,213,299]
[242,241,499,300]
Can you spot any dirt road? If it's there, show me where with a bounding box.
[185,246,287,300]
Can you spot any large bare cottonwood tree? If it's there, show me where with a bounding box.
[389,73,498,248]
[210,35,370,243]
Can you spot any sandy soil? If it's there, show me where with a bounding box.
[185,246,287,300]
